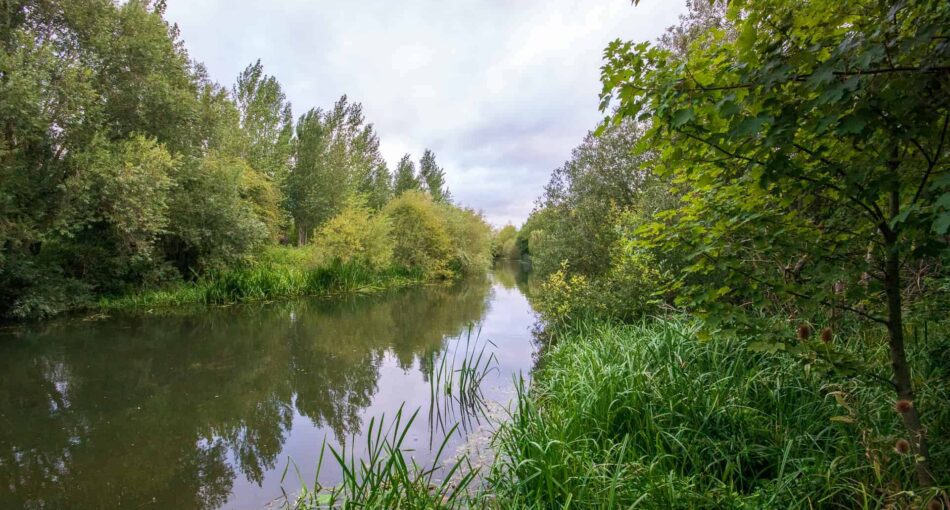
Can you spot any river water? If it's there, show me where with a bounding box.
[0,263,538,509]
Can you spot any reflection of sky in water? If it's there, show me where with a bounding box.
[0,264,538,510]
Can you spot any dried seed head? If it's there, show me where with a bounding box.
[797,324,811,341]
[820,327,833,343]
[894,438,911,455]
[895,399,913,414]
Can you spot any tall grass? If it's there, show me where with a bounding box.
[99,259,424,311]
[281,406,479,509]
[427,325,499,441]
[488,319,950,509]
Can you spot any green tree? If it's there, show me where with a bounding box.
[233,60,294,183]
[605,0,949,487]
[383,191,452,276]
[286,96,384,244]
[418,149,450,202]
[393,154,420,195]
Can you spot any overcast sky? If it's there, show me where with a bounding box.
[164,0,687,226]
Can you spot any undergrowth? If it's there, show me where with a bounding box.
[99,252,426,311]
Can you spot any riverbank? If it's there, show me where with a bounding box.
[98,247,429,312]
[488,319,950,508]
[285,318,950,509]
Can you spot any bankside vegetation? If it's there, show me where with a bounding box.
[285,1,948,508]
[502,0,949,506]
[0,0,483,320]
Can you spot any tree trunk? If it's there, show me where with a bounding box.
[884,190,934,487]
[297,224,309,246]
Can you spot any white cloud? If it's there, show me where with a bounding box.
[164,0,687,226]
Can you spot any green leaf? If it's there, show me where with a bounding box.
[671,109,696,128]
[734,115,771,137]
[830,416,855,424]
[934,213,950,235]
[836,115,866,135]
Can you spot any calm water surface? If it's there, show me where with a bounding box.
[0,263,538,509]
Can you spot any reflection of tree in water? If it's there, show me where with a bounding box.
[283,274,492,441]
[0,274,492,509]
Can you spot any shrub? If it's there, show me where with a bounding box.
[164,153,271,274]
[535,237,667,325]
[314,196,393,271]
[442,204,493,275]
[492,224,519,260]
[383,191,452,277]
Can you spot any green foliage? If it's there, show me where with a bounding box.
[383,191,453,277]
[490,319,950,508]
[165,153,272,273]
[418,148,451,203]
[233,59,294,183]
[491,224,520,260]
[534,239,666,326]
[601,0,949,333]
[314,197,393,271]
[393,153,421,195]
[286,96,388,244]
[62,135,175,287]
[600,0,949,485]
[100,249,421,311]
[440,203,493,275]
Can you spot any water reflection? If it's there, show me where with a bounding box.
[0,265,535,509]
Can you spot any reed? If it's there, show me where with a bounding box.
[426,325,499,441]
[99,260,424,311]
[281,405,479,509]
[487,319,950,509]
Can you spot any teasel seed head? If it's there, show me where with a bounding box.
[895,399,913,414]
[797,324,811,341]
[894,438,911,455]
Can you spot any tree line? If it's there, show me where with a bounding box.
[0,0,464,320]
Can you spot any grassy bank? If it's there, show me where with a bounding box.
[282,319,949,509]
[488,320,949,509]
[99,247,427,311]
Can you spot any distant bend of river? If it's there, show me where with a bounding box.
[0,262,538,509]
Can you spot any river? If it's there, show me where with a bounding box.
[0,263,538,509]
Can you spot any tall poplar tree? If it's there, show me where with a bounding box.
[418,149,450,202]
[233,60,293,183]
[393,154,420,195]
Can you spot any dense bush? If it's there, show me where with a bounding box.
[441,203,493,275]
[314,197,393,271]
[491,224,520,260]
[382,191,454,277]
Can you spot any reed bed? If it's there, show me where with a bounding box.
[281,406,479,509]
[487,319,950,509]
[99,261,423,311]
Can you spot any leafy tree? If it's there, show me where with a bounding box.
[363,162,393,210]
[383,191,452,276]
[605,0,949,487]
[418,149,451,202]
[528,119,671,276]
[164,154,271,273]
[393,154,420,195]
[286,96,383,244]
[233,60,294,183]
[493,224,519,259]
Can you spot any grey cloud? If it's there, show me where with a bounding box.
[165,0,687,226]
